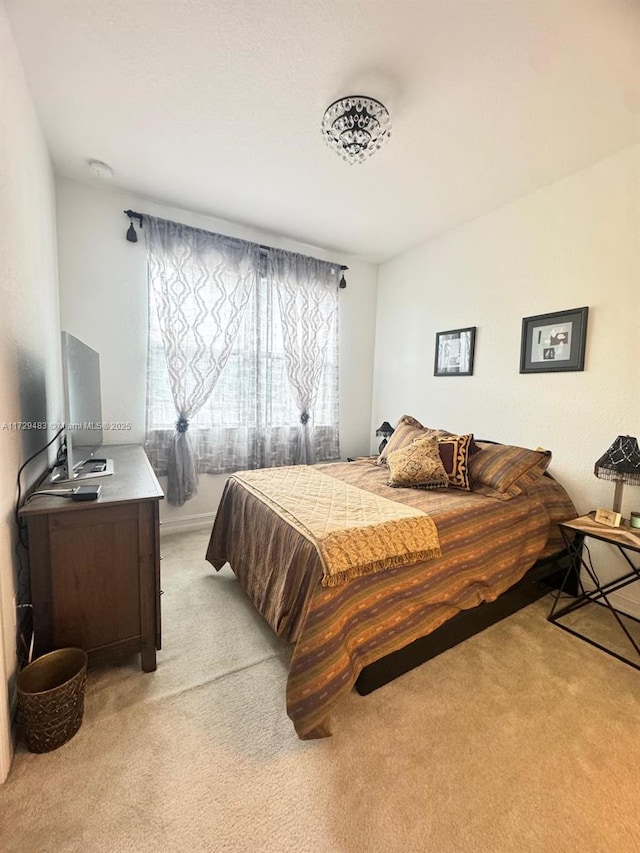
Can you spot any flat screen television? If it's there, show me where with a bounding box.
[50,332,114,482]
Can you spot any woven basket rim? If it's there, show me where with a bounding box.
[17,648,88,697]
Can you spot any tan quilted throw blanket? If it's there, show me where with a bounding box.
[232,466,441,587]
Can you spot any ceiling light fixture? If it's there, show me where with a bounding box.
[88,159,113,179]
[322,96,391,165]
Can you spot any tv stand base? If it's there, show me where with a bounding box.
[50,458,114,483]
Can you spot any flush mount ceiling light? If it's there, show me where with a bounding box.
[322,96,391,164]
[88,159,113,179]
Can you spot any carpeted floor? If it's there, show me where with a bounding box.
[1,527,640,853]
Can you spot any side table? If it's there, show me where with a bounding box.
[548,512,640,669]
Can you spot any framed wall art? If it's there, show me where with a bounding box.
[519,307,588,373]
[434,326,476,376]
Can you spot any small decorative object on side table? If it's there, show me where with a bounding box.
[548,512,640,669]
[375,422,394,455]
[593,434,640,521]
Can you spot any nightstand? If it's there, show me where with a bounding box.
[548,512,640,669]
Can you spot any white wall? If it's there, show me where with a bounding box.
[373,146,640,609]
[0,4,62,782]
[55,177,379,528]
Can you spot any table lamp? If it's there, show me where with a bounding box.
[593,435,640,526]
[375,421,394,455]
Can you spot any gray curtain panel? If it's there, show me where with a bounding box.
[268,249,339,464]
[144,215,260,505]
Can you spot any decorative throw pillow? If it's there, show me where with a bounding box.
[386,437,450,489]
[468,443,552,500]
[433,428,482,455]
[377,415,431,465]
[437,433,474,490]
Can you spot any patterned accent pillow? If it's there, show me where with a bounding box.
[377,415,431,465]
[387,437,450,489]
[469,443,552,500]
[437,433,474,490]
[432,428,482,455]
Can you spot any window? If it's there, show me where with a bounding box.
[144,217,340,483]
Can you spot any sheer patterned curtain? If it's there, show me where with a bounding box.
[268,249,339,463]
[145,219,341,505]
[144,216,260,505]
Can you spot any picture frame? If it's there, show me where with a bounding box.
[519,307,588,374]
[434,326,476,376]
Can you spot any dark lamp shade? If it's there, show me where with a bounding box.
[594,435,640,485]
[376,421,394,437]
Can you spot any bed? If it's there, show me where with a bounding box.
[206,427,577,739]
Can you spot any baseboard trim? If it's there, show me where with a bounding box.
[160,513,215,535]
[581,580,640,620]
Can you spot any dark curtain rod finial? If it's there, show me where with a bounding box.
[124,210,144,243]
[124,209,144,227]
[338,264,348,289]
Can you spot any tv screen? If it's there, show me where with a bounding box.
[63,331,103,455]
[51,332,113,482]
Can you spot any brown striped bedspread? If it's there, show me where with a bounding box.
[206,460,576,739]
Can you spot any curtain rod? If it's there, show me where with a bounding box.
[123,209,349,277]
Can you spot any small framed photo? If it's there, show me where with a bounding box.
[520,307,588,374]
[434,327,476,376]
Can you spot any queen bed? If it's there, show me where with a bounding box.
[206,426,577,740]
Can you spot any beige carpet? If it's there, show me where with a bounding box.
[1,528,640,853]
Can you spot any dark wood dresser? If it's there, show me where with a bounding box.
[20,445,164,672]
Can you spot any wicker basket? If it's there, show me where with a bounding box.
[17,648,88,753]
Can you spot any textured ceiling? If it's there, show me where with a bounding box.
[5,0,640,262]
